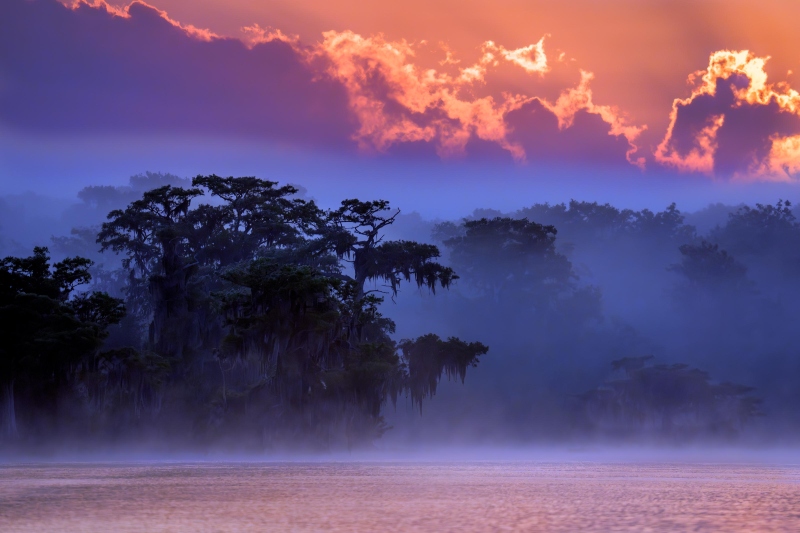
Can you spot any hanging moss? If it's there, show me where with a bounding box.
[399,334,488,413]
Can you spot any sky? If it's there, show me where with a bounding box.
[2,0,800,215]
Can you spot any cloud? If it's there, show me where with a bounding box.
[58,0,220,41]
[316,31,644,165]
[315,30,533,160]
[540,70,646,167]
[0,0,355,147]
[655,50,800,180]
[241,23,299,47]
[482,38,549,76]
[1,0,647,168]
[504,99,638,167]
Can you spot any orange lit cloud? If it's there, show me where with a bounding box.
[765,135,800,176]
[656,114,725,175]
[315,31,536,159]
[80,0,800,179]
[482,38,549,76]
[656,50,800,180]
[23,0,800,179]
[542,70,646,167]
[61,0,218,41]
[315,31,643,164]
[44,1,644,166]
[241,23,299,47]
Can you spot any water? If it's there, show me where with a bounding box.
[1,461,799,532]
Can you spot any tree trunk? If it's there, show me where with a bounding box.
[4,380,17,438]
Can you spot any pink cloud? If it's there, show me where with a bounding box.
[655,50,800,180]
[315,31,644,165]
[2,0,648,168]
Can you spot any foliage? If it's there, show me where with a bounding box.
[579,356,762,436]
[513,201,696,244]
[13,177,799,448]
[0,247,125,438]
[399,334,488,412]
[88,179,487,447]
[669,241,754,296]
[442,217,570,300]
[710,200,800,279]
[711,200,798,255]
[330,199,456,298]
[439,217,602,329]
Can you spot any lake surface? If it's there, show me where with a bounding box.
[1,461,799,532]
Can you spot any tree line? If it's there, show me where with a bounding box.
[3,174,799,448]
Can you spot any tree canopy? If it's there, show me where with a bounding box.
[0,247,124,438]
[8,176,488,449]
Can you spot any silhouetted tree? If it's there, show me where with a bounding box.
[90,180,486,447]
[442,217,569,301]
[579,356,762,436]
[439,217,601,324]
[0,248,124,438]
[712,200,798,257]
[188,175,326,267]
[513,201,695,245]
[329,199,456,300]
[669,241,755,301]
[710,200,800,287]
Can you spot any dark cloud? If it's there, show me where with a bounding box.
[655,52,800,178]
[714,99,800,176]
[0,0,356,147]
[0,0,646,168]
[505,100,633,166]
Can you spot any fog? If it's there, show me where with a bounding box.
[4,128,800,216]
[2,171,800,456]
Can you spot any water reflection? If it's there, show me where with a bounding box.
[1,462,799,532]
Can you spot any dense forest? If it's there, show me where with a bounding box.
[1,175,487,450]
[2,172,799,450]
